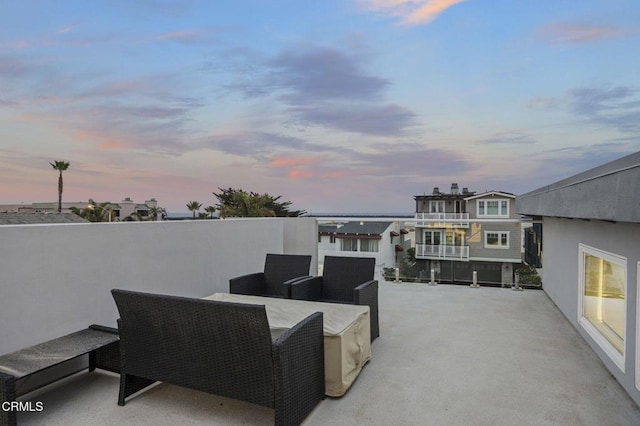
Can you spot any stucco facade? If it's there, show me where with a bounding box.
[516,150,640,406]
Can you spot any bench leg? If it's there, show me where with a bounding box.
[118,374,156,406]
[0,372,17,426]
[88,351,97,372]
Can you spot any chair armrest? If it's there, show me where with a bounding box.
[229,272,265,295]
[281,275,312,299]
[354,280,379,341]
[272,312,325,425]
[290,276,323,301]
[353,279,378,304]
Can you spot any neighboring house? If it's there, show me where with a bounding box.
[516,150,640,407]
[1,197,159,221]
[0,212,89,225]
[109,197,157,220]
[414,183,522,286]
[318,221,410,277]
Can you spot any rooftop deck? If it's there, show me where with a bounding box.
[16,282,640,425]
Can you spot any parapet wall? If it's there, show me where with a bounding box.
[0,218,317,354]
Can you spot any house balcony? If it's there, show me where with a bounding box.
[415,243,470,261]
[415,212,469,228]
[1,218,639,425]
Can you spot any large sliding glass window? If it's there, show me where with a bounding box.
[578,244,627,371]
[429,201,444,213]
[340,238,358,252]
[360,239,379,253]
[637,262,640,391]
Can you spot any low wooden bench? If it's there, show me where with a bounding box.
[0,325,120,426]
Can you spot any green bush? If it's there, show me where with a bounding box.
[518,274,542,285]
[516,266,542,286]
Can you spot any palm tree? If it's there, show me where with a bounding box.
[70,199,113,222]
[186,201,202,219]
[50,160,70,212]
[204,205,216,219]
[148,206,167,221]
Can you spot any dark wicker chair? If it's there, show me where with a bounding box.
[111,289,324,426]
[229,253,312,298]
[290,256,379,342]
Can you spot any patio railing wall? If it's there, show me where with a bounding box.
[0,218,318,354]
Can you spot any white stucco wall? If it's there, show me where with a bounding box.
[542,217,640,406]
[0,218,317,354]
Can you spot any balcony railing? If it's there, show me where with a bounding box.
[415,244,470,261]
[415,212,469,228]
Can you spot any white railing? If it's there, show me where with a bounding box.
[415,244,470,261]
[415,213,469,228]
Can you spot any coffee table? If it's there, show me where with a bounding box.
[204,293,371,397]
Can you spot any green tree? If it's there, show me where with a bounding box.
[186,201,202,219]
[204,205,216,219]
[213,188,306,217]
[148,206,167,221]
[50,160,70,212]
[217,190,275,218]
[70,199,113,222]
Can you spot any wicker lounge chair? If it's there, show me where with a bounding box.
[111,289,324,426]
[229,253,312,298]
[290,256,379,342]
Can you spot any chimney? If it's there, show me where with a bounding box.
[432,187,440,195]
[462,187,469,195]
[451,183,459,195]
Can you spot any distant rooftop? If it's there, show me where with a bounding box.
[334,221,393,236]
[0,212,89,225]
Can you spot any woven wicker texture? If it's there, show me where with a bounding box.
[230,253,311,298]
[112,289,324,426]
[291,256,379,341]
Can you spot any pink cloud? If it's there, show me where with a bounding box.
[359,0,468,25]
[538,23,625,45]
[288,169,315,179]
[269,156,320,167]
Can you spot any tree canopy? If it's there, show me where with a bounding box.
[213,188,306,218]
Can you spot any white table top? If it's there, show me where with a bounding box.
[204,293,369,336]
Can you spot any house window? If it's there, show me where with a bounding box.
[360,239,379,253]
[484,231,509,249]
[423,230,441,246]
[429,201,445,213]
[340,238,358,252]
[477,199,509,217]
[636,262,640,391]
[578,244,626,371]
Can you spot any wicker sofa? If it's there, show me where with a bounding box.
[111,289,325,426]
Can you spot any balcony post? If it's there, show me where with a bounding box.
[428,269,437,286]
[470,271,480,288]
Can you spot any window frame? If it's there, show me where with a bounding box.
[360,239,379,253]
[476,198,510,218]
[636,262,640,390]
[340,238,358,252]
[578,243,627,372]
[483,231,509,249]
[429,200,445,213]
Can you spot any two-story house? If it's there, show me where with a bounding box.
[318,221,410,278]
[414,183,522,286]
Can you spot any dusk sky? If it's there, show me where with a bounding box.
[1,1,639,213]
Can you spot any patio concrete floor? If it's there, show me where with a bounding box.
[16,282,640,425]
